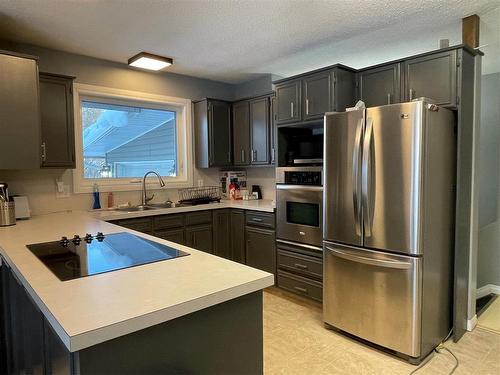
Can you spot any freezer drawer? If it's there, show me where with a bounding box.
[323,242,422,357]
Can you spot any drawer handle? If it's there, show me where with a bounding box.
[294,263,308,270]
[252,218,263,222]
[294,286,307,293]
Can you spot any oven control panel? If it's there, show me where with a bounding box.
[284,171,322,186]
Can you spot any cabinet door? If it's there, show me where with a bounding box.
[230,210,246,263]
[154,228,185,245]
[275,81,301,125]
[246,226,276,274]
[303,72,332,120]
[270,95,276,165]
[39,73,75,168]
[186,224,213,253]
[0,53,40,169]
[209,100,232,167]
[213,210,231,259]
[404,50,457,107]
[232,101,250,165]
[358,64,401,107]
[250,97,270,164]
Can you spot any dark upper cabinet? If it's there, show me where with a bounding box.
[249,97,270,164]
[403,50,457,107]
[274,67,356,126]
[213,209,232,259]
[194,99,232,168]
[275,80,301,125]
[39,73,75,168]
[232,101,250,166]
[302,72,332,121]
[230,210,246,263]
[185,224,213,253]
[0,51,40,169]
[245,226,276,275]
[358,63,401,107]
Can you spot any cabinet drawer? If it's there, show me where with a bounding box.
[278,249,323,280]
[185,211,212,226]
[153,214,184,230]
[277,271,322,302]
[245,211,275,229]
[117,217,152,233]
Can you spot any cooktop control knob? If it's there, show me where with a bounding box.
[84,233,93,243]
[72,235,81,245]
[95,232,105,242]
[60,236,70,247]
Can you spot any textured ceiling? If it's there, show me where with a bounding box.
[0,0,498,83]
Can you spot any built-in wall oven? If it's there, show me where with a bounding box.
[276,167,323,248]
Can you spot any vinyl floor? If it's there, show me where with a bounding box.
[263,288,500,375]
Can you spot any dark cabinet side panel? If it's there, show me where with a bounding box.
[0,53,40,169]
[39,73,75,168]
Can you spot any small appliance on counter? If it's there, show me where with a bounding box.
[13,196,30,219]
[0,182,15,227]
[220,171,247,199]
[251,185,262,200]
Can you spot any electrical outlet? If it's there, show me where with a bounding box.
[55,180,70,199]
[197,179,204,187]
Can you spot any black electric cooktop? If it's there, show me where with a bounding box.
[26,232,190,281]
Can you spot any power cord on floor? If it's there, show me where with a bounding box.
[408,330,459,375]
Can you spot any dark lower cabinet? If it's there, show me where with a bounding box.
[230,210,246,263]
[1,259,264,374]
[185,224,213,253]
[245,226,276,275]
[154,227,185,245]
[1,260,73,374]
[213,209,232,259]
[111,209,276,273]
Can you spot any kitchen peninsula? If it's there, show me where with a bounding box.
[0,210,274,374]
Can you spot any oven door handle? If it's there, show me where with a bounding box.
[276,185,323,192]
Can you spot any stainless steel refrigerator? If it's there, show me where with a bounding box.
[323,99,455,363]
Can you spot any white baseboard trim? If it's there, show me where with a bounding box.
[477,284,500,299]
[467,314,478,331]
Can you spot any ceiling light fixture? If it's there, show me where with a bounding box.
[128,52,173,71]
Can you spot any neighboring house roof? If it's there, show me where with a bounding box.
[83,101,175,158]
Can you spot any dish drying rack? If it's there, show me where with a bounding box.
[178,186,222,205]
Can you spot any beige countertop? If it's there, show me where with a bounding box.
[93,199,275,221]
[0,211,274,352]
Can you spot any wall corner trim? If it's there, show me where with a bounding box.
[476,284,500,299]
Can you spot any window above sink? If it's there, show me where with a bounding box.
[72,84,193,193]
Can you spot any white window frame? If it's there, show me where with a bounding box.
[73,83,193,193]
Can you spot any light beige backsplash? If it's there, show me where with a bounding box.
[0,167,275,215]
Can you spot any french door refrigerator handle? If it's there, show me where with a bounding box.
[325,246,411,269]
[352,118,363,236]
[362,117,374,237]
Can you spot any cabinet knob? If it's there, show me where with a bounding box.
[41,142,47,161]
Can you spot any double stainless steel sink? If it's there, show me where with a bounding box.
[114,202,174,212]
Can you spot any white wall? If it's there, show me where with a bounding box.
[476,7,500,289]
